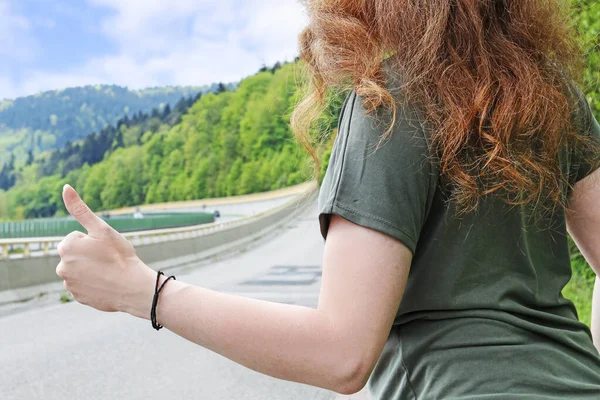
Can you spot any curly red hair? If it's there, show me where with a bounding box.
[292,0,599,216]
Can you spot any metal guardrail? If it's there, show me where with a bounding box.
[0,184,317,260]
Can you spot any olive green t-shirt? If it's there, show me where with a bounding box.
[318,88,600,399]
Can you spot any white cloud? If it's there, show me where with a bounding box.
[0,0,308,99]
[88,0,307,68]
[0,2,37,63]
[16,55,161,96]
[86,0,306,85]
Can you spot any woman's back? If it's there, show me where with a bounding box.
[318,86,600,398]
[301,0,600,397]
[374,148,600,398]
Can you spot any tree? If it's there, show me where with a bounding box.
[26,150,34,166]
[0,153,16,190]
[83,163,109,211]
[113,129,124,150]
[162,104,172,120]
[216,82,227,93]
[270,62,282,74]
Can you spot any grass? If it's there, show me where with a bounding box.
[562,237,597,327]
[563,273,595,327]
[59,292,73,304]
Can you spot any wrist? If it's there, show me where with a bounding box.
[120,260,157,319]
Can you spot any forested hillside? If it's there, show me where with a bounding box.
[0,94,202,193]
[0,84,210,163]
[0,62,310,220]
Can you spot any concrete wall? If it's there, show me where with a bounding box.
[0,190,316,295]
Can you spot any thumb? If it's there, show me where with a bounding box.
[62,184,110,236]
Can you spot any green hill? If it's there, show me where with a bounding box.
[0,62,316,220]
[0,84,206,163]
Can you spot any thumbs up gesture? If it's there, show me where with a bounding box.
[56,184,155,317]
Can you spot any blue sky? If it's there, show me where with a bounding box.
[0,0,306,99]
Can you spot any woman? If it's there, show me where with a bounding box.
[57,0,600,398]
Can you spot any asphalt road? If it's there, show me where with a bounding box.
[164,195,298,221]
[0,201,368,400]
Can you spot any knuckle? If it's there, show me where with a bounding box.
[56,263,66,278]
[126,240,136,253]
[58,231,85,258]
[70,291,85,305]
[56,242,67,258]
[99,224,113,236]
[67,231,84,240]
[70,201,89,218]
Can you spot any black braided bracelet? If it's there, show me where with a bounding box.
[151,271,176,331]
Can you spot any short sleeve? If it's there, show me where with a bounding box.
[569,85,600,183]
[317,90,438,254]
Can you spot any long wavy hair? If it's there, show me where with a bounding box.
[291,0,600,216]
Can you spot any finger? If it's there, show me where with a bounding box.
[57,231,85,259]
[56,261,67,279]
[65,230,86,241]
[63,184,111,237]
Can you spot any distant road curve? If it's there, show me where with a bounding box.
[107,182,315,217]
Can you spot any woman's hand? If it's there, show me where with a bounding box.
[56,184,155,319]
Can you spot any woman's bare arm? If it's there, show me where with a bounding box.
[57,185,412,394]
[566,168,600,349]
[123,214,412,395]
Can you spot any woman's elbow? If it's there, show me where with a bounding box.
[330,353,374,395]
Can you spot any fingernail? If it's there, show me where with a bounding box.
[63,184,70,192]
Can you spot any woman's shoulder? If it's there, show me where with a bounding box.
[340,59,433,162]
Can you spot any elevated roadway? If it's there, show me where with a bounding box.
[0,200,369,400]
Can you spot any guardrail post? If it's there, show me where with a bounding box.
[43,241,49,255]
[2,244,7,259]
[24,243,30,258]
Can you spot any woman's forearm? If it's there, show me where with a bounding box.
[592,277,600,352]
[57,193,407,396]
[124,275,365,395]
